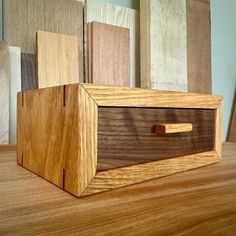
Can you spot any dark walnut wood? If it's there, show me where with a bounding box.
[21,53,37,91]
[97,107,216,171]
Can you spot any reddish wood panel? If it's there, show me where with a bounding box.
[97,107,215,171]
[88,22,130,86]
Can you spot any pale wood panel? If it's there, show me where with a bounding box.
[37,31,79,88]
[229,99,236,142]
[140,0,187,92]
[9,46,21,144]
[89,22,130,86]
[187,0,212,94]
[82,84,222,109]
[84,0,139,87]
[3,0,83,81]
[0,41,9,144]
[0,143,235,235]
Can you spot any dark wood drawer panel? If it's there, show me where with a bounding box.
[97,107,216,171]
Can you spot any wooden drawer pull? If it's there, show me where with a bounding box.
[154,123,193,134]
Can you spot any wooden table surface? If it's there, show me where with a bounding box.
[1,143,236,235]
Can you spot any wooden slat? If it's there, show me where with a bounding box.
[9,46,21,144]
[21,53,37,91]
[89,22,130,86]
[84,0,139,87]
[140,0,188,92]
[187,0,212,94]
[97,107,215,171]
[229,99,236,142]
[81,84,222,109]
[36,31,79,88]
[3,0,83,81]
[0,41,10,144]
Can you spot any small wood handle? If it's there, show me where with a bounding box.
[154,123,193,134]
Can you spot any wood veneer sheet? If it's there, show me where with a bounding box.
[140,0,187,92]
[0,41,10,144]
[187,0,212,94]
[89,22,130,87]
[3,0,83,81]
[9,46,21,144]
[85,0,139,87]
[21,53,37,91]
[37,31,79,88]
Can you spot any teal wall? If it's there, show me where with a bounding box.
[211,0,236,141]
[0,0,2,39]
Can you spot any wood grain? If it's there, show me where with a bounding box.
[3,0,83,81]
[140,0,188,92]
[84,0,139,87]
[82,84,222,109]
[89,22,130,86]
[229,99,236,142]
[9,47,21,144]
[0,41,9,144]
[21,53,37,91]
[0,143,235,235]
[97,107,215,171]
[187,0,212,94]
[154,123,193,134]
[36,31,79,88]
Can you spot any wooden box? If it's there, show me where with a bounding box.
[17,84,222,197]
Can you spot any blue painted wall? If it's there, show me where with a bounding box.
[211,0,236,141]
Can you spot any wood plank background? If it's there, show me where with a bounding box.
[9,46,21,144]
[0,41,9,144]
[187,0,212,94]
[89,22,130,86]
[21,53,37,91]
[84,0,140,87]
[140,0,212,94]
[37,31,79,88]
[3,0,83,82]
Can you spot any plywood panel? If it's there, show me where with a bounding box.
[89,22,130,86]
[37,31,79,88]
[9,46,21,144]
[140,0,187,92]
[187,0,212,94]
[0,41,9,144]
[85,0,139,87]
[3,0,83,81]
[229,99,236,142]
[21,53,37,91]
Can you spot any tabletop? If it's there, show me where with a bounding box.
[0,143,236,235]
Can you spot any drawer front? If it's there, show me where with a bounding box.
[97,107,215,171]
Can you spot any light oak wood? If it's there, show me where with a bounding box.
[0,41,10,144]
[17,83,222,196]
[154,123,193,134]
[9,46,21,144]
[187,0,212,94]
[37,31,79,88]
[0,143,236,235]
[88,22,130,86]
[3,0,84,81]
[229,99,236,142]
[84,0,139,87]
[140,0,188,92]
